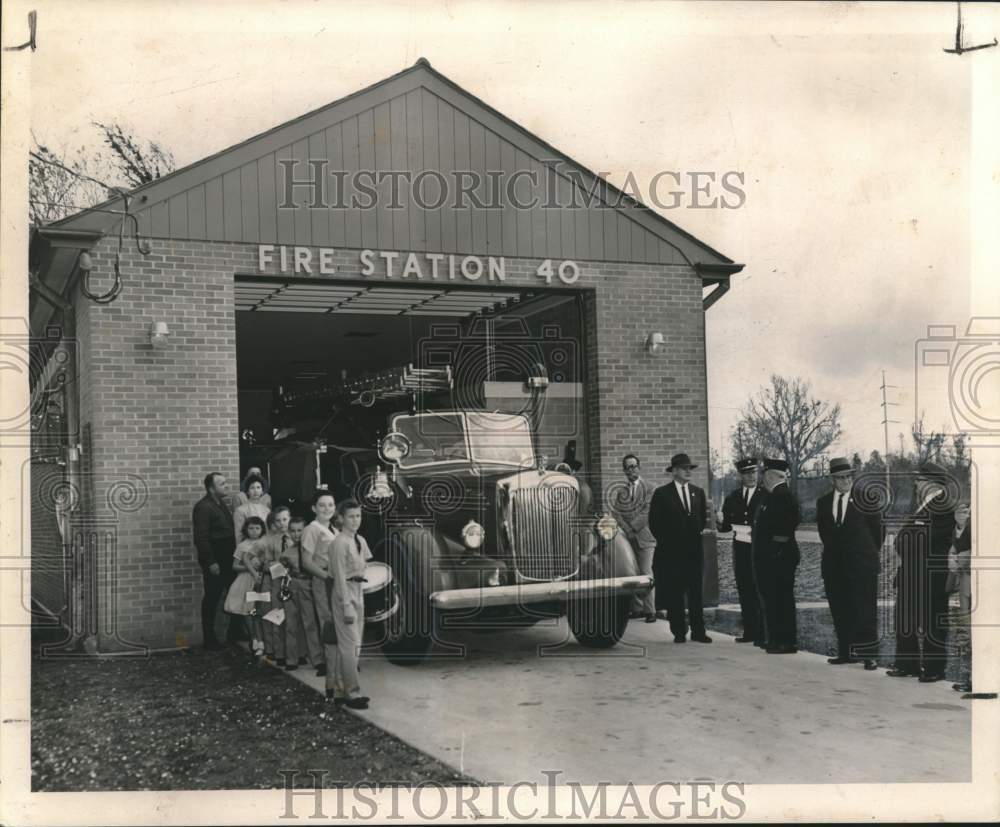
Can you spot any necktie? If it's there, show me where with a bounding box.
[683,485,691,515]
[744,488,750,507]
[836,494,843,527]
[281,535,288,552]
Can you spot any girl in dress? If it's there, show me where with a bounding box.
[233,475,271,541]
[225,515,267,659]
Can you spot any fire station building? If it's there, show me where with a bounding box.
[29,59,742,651]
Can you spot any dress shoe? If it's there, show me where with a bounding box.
[827,656,852,665]
[298,656,308,665]
[918,673,944,683]
[885,668,917,678]
[655,610,669,621]
[766,646,797,654]
[628,610,643,620]
[863,660,878,671]
[953,681,972,693]
[345,696,370,710]
[753,640,767,649]
[284,664,298,672]
[734,636,754,643]
[203,640,226,651]
[644,613,657,623]
[276,658,286,667]
[315,664,327,677]
[673,635,687,643]
[691,635,713,644]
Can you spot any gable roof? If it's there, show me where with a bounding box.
[54,59,741,271]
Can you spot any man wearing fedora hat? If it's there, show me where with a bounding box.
[649,452,712,643]
[716,457,765,646]
[887,461,960,682]
[817,458,883,670]
[752,458,801,654]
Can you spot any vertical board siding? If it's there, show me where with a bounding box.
[290,138,310,246]
[372,102,393,250]
[437,99,456,254]
[405,89,426,251]
[116,82,711,265]
[308,131,330,245]
[168,195,188,239]
[240,162,259,243]
[275,145,294,245]
[187,185,206,240]
[326,123,347,247]
[420,89,442,252]
[257,155,276,243]
[222,168,241,242]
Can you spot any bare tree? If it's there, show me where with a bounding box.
[93,121,175,187]
[732,375,842,492]
[29,121,176,226]
[911,415,947,465]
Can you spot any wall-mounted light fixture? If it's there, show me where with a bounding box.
[148,321,171,349]
[645,332,666,356]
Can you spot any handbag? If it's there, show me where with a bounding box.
[321,577,338,645]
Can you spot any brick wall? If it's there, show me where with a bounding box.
[71,238,708,649]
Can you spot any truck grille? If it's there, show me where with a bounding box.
[510,486,579,580]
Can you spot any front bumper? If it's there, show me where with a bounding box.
[429,574,653,610]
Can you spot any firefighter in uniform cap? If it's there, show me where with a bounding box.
[716,457,765,645]
[752,458,800,653]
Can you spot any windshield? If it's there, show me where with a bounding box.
[466,412,535,467]
[394,413,469,468]
[391,412,535,469]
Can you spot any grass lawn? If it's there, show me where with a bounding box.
[31,645,477,791]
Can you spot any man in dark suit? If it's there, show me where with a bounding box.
[192,471,238,650]
[887,461,960,683]
[752,458,800,654]
[649,452,712,643]
[816,457,883,670]
[716,457,764,645]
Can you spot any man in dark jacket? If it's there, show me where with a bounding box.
[193,471,238,650]
[716,457,764,645]
[752,458,800,654]
[649,452,712,643]
[817,457,883,669]
[887,461,960,682]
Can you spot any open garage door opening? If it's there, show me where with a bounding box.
[234,278,591,515]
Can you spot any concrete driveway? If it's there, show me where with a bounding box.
[286,618,970,785]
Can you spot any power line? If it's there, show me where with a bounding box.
[29,150,118,192]
[880,369,900,497]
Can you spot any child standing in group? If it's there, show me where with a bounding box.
[258,505,292,665]
[323,498,372,709]
[301,489,338,679]
[225,515,267,660]
[278,515,323,672]
[233,475,271,541]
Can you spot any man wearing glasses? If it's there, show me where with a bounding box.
[613,454,660,623]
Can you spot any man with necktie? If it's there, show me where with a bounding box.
[649,452,712,643]
[887,461,960,683]
[816,457,883,670]
[612,454,659,622]
[752,458,800,654]
[716,457,764,645]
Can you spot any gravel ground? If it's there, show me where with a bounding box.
[710,538,969,684]
[31,645,477,791]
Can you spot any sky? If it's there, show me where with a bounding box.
[18,0,998,464]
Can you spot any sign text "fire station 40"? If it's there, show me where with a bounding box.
[257,245,580,285]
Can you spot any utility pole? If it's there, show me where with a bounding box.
[880,370,900,500]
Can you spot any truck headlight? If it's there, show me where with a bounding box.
[596,514,619,540]
[380,432,411,464]
[461,519,485,549]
